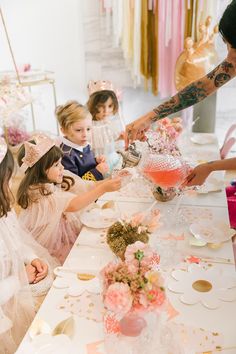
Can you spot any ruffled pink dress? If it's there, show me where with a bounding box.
[19,183,82,264]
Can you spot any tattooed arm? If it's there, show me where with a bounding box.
[152,60,235,121]
[125,51,236,147]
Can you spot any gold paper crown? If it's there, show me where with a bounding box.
[0,137,7,164]
[21,134,55,171]
[88,80,115,96]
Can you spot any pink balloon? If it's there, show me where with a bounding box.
[119,314,147,337]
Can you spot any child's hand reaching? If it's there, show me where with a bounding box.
[102,177,122,192]
[96,155,106,163]
[31,258,48,284]
[96,162,109,175]
[25,264,37,284]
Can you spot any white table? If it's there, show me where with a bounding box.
[17,134,236,354]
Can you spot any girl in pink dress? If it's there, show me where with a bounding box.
[17,134,121,264]
[0,138,52,354]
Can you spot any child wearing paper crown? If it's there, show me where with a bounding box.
[17,134,121,263]
[87,80,125,173]
[55,101,109,181]
[0,137,57,354]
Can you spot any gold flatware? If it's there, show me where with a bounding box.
[201,258,235,265]
[201,345,236,353]
[55,266,97,280]
[207,242,223,250]
[190,254,234,265]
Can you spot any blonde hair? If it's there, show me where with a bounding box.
[55,100,92,131]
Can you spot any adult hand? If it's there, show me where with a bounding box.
[31,258,48,283]
[125,113,154,149]
[184,163,212,187]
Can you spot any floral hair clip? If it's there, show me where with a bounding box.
[0,137,7,164]
[21,134,55,172]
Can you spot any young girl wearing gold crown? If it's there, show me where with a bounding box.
[0,137,57,354]
[87,80,125,173]
[17,134,121,264]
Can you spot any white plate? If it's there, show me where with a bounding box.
[197,177,223,194]
[168,263,236,309]
[80,205,119,228]
[31,334,73,354]
[190,134,216,145]
[189,220,234,243]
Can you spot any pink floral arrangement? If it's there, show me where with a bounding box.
[106,210,161,259]
[5,125,30,146]
[101,241,165,316]
[147,117,183,156]
[156,117,183,139]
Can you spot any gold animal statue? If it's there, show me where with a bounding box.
[175,16,218,91]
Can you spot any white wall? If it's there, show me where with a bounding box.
[0,0,235,137]
[0,0,87,133]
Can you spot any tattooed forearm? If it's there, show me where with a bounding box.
[152,60,235,122]
[152,81,207,121]
[207,60,233,87]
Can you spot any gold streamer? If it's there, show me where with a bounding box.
[140,0,149,90]
[140,0,158,95]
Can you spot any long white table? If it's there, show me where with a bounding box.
[17,134,236,354]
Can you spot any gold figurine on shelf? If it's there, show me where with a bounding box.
[175,16,218,91]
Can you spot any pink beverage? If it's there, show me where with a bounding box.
[143,166,185,188]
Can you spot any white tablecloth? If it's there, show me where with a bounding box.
[17,134,236,354]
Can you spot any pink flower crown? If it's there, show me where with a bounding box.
[0,137,7,165]
[88,80,115,96]
[21,134,55,172]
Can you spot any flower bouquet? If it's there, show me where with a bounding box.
[101,241,166,354]
[106,210,161,260]
[5,124,30,147]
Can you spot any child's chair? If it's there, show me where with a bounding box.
[220,124,236,159]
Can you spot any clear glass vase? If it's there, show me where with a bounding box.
[152,186,176,202]
[104,311,168,354]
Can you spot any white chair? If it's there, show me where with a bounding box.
[220,124,236,159]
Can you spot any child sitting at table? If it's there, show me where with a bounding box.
[87,80,125,173]
[0,137,54,354]
[17,134,121,264]
[55,101,108,181]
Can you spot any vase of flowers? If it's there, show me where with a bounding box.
[101,241,166,354]
[106,211,161,260]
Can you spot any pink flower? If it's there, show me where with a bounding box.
[161,118,171,126]
[5,126,30,146]
[125,241,157,270]
[101,262,120,289]
[172,117,182,124]
[104,282,133,315]
[130,213,145,227]
[145,210,161,232]
[139,289,165,309]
